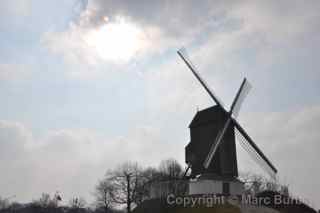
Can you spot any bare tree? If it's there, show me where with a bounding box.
[94,179,114,213]
[240,172,289,196]
[95,159,184,212]
[158,159,183,180]
[37,193,58,208]
[105,162,145,213]
[70,197,86,208]
[110,162,139,213]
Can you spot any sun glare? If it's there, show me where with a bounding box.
[84,16,147,63]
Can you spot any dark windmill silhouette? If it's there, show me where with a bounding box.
[177,49,277,195]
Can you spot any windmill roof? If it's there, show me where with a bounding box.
[189,105,225,128]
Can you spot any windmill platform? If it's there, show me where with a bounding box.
[189,173,244,196]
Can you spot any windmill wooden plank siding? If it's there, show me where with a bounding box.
[186,105,238,178]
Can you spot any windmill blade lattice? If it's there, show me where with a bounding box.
[234,121,277,175]
[235,129,276,178]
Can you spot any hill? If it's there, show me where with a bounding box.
[132,198,274,213]
[132,193,317,213]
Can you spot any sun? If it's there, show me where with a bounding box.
[84,16,147,63]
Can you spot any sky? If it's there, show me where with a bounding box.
[0,0,320,209]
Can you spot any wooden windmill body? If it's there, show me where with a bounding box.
[186,106,238,178]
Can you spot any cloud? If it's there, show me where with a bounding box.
[1,103,320,206]
[42,0,236,67]
[0,121,181,203]
[41,0,320,83]
[84,0,231,36]
[42,18,182,67]
[0,0,31,21]
[0,121,32,160]
[0,121,35,201]
[0,63,32,82]
[42,24,99,66]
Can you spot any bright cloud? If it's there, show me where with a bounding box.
[43,15,179,67]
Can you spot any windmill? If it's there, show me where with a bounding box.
[177,49,277,195]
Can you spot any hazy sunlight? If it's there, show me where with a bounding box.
[84,16,147,63]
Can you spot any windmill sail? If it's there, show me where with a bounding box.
[230,79,252,118]
[236,130,276,178]
[203,78,250,169]
[177,49,226,110]
[203,117,232,169]
[233,120,278,174]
